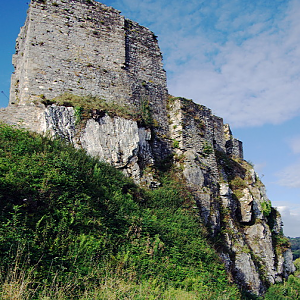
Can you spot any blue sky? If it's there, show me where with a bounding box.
[1,0,300,237]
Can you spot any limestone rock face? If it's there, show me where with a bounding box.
[81,116,140,168]
[239,188,254,223]
[234,252,264,294]
[41,105,155,184]
[283,249,296,277]
[168,97,241,233]
[167,97,295,295]
[43,105,76,143]
[245,223,276,284]
[80,115,154,183]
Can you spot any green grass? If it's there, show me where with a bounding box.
[0,123,241,299]
[264,275,300,300]
[40,93,156,127]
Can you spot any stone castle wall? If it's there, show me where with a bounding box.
[10,0,168,132]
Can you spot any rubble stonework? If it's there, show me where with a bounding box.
[0,0,295,295]
[9,0,169,134]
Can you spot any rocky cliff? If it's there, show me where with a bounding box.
[0,0,295,295]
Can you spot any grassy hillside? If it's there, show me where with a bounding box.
[0,123,241,299]
[1,123,299,299]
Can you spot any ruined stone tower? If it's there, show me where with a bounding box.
[10,0,168,132]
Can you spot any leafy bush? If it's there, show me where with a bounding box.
[273,234,291,256]
[264,275,300,299]
[261,200,272,217]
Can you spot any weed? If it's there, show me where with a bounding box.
[172,139,179,149]
[74,106,83,125]
[261,200,272,217]
[41,93,157,128]
[202,141,213,157]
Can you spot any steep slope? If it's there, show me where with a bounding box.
[0,123,241,299]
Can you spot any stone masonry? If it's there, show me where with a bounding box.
[10,0,168,134]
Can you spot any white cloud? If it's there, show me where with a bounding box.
[288,136,300,154]
[276,159,300,188]
[275,204,300,237]
[168,0,300,127]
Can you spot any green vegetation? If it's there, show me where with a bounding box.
[202,141,213,157]
[195,118,205,135]
[229,176,247,199]
[140,99,155,127]
[40,93,157,127]
[273,234,291,256]
[172,139,180,149]
[264,258,300,299]
[74,105,83,125]
[290,237,300,260]
[229,176,247,191]
[0,123,241,299]
[261,200,272,217]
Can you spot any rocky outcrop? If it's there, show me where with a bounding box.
[168,97,242,233]
[79,115,154,183]
[166,96,295,294]
[218,158,295,293]
[0,0,295,296]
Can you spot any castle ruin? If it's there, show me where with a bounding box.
[0,0,296,295]
[10,0,168,132]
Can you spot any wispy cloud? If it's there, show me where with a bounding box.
[276,135,300,188]
[288,136,300,154]
[168,0,300,127]
[253,162,266,174]
[276,159,300,188]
